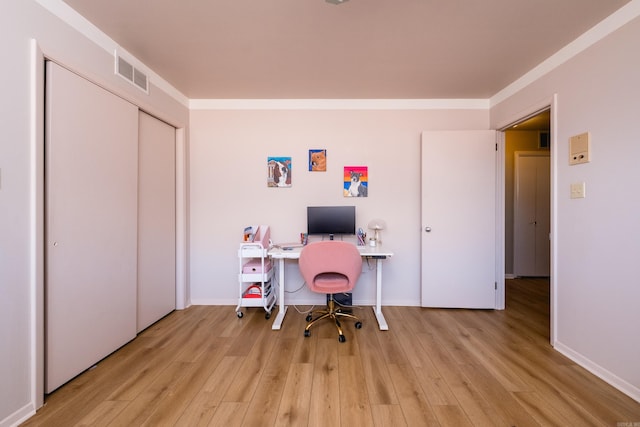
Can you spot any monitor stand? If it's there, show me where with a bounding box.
[329,234,334,241]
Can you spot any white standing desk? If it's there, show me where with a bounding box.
[268,245,394,331]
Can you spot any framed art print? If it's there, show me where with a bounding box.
[309,149,326,171]
[267,156,292,187]
[344,166,368,197]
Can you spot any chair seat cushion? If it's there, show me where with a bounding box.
[313,272,349,293]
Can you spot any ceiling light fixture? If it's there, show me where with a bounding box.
[326,0,349,4]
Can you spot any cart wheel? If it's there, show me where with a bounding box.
[338,335,346,343]
[304,330,311,337]
[237,311,244,318]
[355,321,362,329]
[306,314,313,322]
[265,312,271,320]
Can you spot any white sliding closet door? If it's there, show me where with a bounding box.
[137,111,176,332]
[45,62,138,392]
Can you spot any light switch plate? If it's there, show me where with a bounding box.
[570,182,586,199]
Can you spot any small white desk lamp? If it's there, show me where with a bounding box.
[367,219,386,245]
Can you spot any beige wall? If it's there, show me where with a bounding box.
[491,14,640,401]
[188,108,489,306]
[0,1,188,424]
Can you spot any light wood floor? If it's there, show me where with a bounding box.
[23,278,640,426]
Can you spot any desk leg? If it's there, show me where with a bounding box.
[373,258,389,330]
[272,257,287,330]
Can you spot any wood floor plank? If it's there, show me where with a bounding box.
[174,355,243,427]
[458,362,541,427]
[223,316,279,402]
[308,338,341,427]
[512,391,599,427]
[21,279,640,427]
[432,404,474,427]
[371,404,408,427]
[241,337,298,426]
[358,312,398,405]
[274,362,314,426]
[415,331,506,426]
[386,362,441,426]
[106,360,192,426]
[338,355,375,426]
[138,339,234,426]
[72,400,129,427]
[207,402,248,427]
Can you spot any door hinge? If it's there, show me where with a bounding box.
[495,143,498,151]
[495,281,497,290]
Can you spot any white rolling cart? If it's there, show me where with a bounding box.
[235,226,276,319]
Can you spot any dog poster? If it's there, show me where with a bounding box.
[267,156,292,187]
[343,166,368,197]
[308,149,326,172]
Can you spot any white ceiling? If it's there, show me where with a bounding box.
[62,0,630,100]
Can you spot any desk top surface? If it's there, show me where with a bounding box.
[269,244,393,259]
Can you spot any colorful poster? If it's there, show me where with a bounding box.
[309,149,326,171]
[344,166,368,197]
[267,157,292,187]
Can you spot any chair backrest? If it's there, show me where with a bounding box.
[299,241,363,293]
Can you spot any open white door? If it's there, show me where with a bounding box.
[421,130,497,308]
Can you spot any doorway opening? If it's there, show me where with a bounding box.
[504,109,551,279]
[501,108,553,344]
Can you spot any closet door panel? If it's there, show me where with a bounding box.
[45,62,138,392]
[137,111,176,332]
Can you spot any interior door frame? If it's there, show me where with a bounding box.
[496,94,557,345]
[29,40,188,410]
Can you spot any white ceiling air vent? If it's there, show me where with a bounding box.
[115,53,149,94]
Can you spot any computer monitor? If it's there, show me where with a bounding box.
[307,206,356,239]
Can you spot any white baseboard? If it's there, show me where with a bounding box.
[554,341,640,403]
[0,402,35,427]
[505,274,517,279]
[189,299,421,307]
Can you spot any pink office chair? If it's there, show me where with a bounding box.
[298,240,363,342]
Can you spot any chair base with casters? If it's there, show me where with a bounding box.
[304,295,362,342]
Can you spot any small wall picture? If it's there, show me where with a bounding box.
[267,157,292,187]
[344,166,368,197]
[309,149,326,172]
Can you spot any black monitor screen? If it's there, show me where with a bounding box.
[307,206,356,236]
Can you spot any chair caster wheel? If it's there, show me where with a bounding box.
[265,312,271,320]
[355,321,362,329]
[237,311,243,318]
[304,330,311,337]
[338,335,346,343]
[306,314,312,322]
